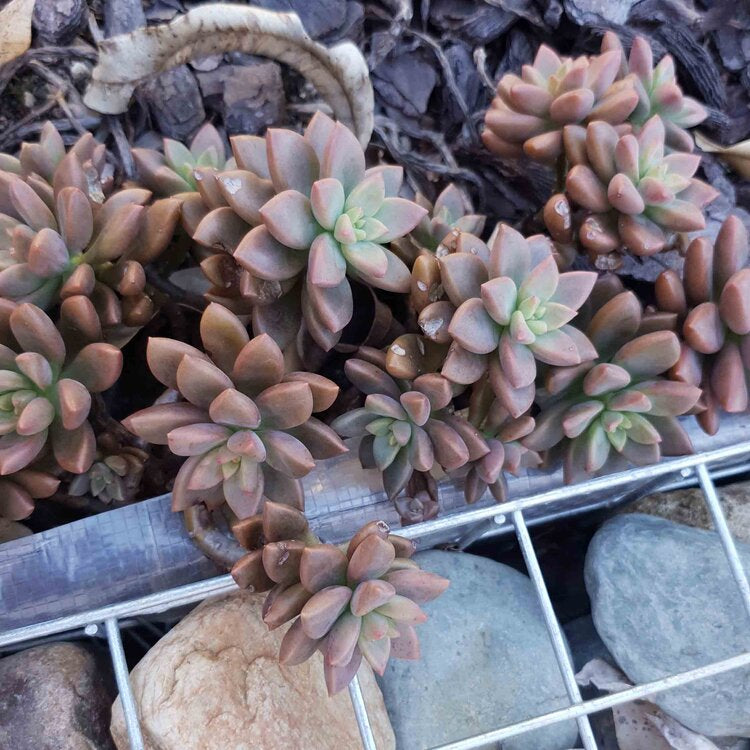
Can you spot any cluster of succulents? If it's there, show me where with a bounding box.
[0,126,180,346]
[0,26,745,694]
[483,33,715,264]
[230,503,448,694]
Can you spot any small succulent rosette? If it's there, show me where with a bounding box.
[654,215,750,434]
[231,507,449,695]
[455,378,541,504]
[123,303,346,518]
[67,435,149,505]
[483,43,637,162]
[600,32,707,151]
[560,115,717,258]
[132,122,233,196]
[526,291,701,482]
[439,224,597,417]
[392,184,485,263]
[0,301,123,481]
[332,349,489,499]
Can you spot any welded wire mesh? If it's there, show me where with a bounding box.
[1,440,750,750]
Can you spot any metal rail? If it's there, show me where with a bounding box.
[1,444,750,749]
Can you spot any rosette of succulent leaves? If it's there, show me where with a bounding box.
[132,122,233,197]
[230,503,449,695]
[123,303,346,519]
[653,215,750,435]
[0,300,122,518]
[183,111,427,363]
[525,289,702,482]
[391,184,486,264]
[483,32,714,265]
[331,347,491,500]
[425,224,598,418]
[0,122,180,347]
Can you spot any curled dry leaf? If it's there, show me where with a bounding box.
[576,659,720,750]
[695,132,750,180]
[83,4,374,145]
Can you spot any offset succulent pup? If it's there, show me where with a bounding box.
[123,303,346,518]
[526,291,701,482]
[231,506,449,695]
[654,215,750,434]
[392,184,486,263]
[132,123,233,196]
[67,435,149,504]
[332,349,488,499]
[454,378,541,504]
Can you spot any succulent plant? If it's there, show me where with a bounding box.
[654,215,750,434]
[453,378,541,504]
[231,507,449,693]
[393,472,440,525]
[409,229,491,345]
[439,224,597,417]
[0,466,59,520]
[392,184,486,264]
[123,303,347,518]
[230,499,317,593]
[132,123,232,196]
[10,121,114,194]
[601,32,707,152]
[482,44,637,162]
[561,115,717,258]
[0,127,180,342]
[231,112,427,354]
[332,349,488,499]
[67,435,149,504]
[0,301,123,477]
[525,291,701,482]
[394,488,440,525]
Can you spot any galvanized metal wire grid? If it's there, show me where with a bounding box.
[2,438,750,750]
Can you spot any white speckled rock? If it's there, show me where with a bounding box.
[110,591,394,750]
[379,550,578,750]
[586,514,750,737]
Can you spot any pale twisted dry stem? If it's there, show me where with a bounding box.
[83,4,374,145]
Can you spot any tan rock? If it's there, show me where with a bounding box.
[111,591,395,750]
[624,481,750,543]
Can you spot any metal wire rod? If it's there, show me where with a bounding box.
[105,618,145,750]
[0,575,237,648]
[512,510,599,750]
[430,649,750,750]
[398,439,750,543]
[695,462,750,620]
[348,674,378,750]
